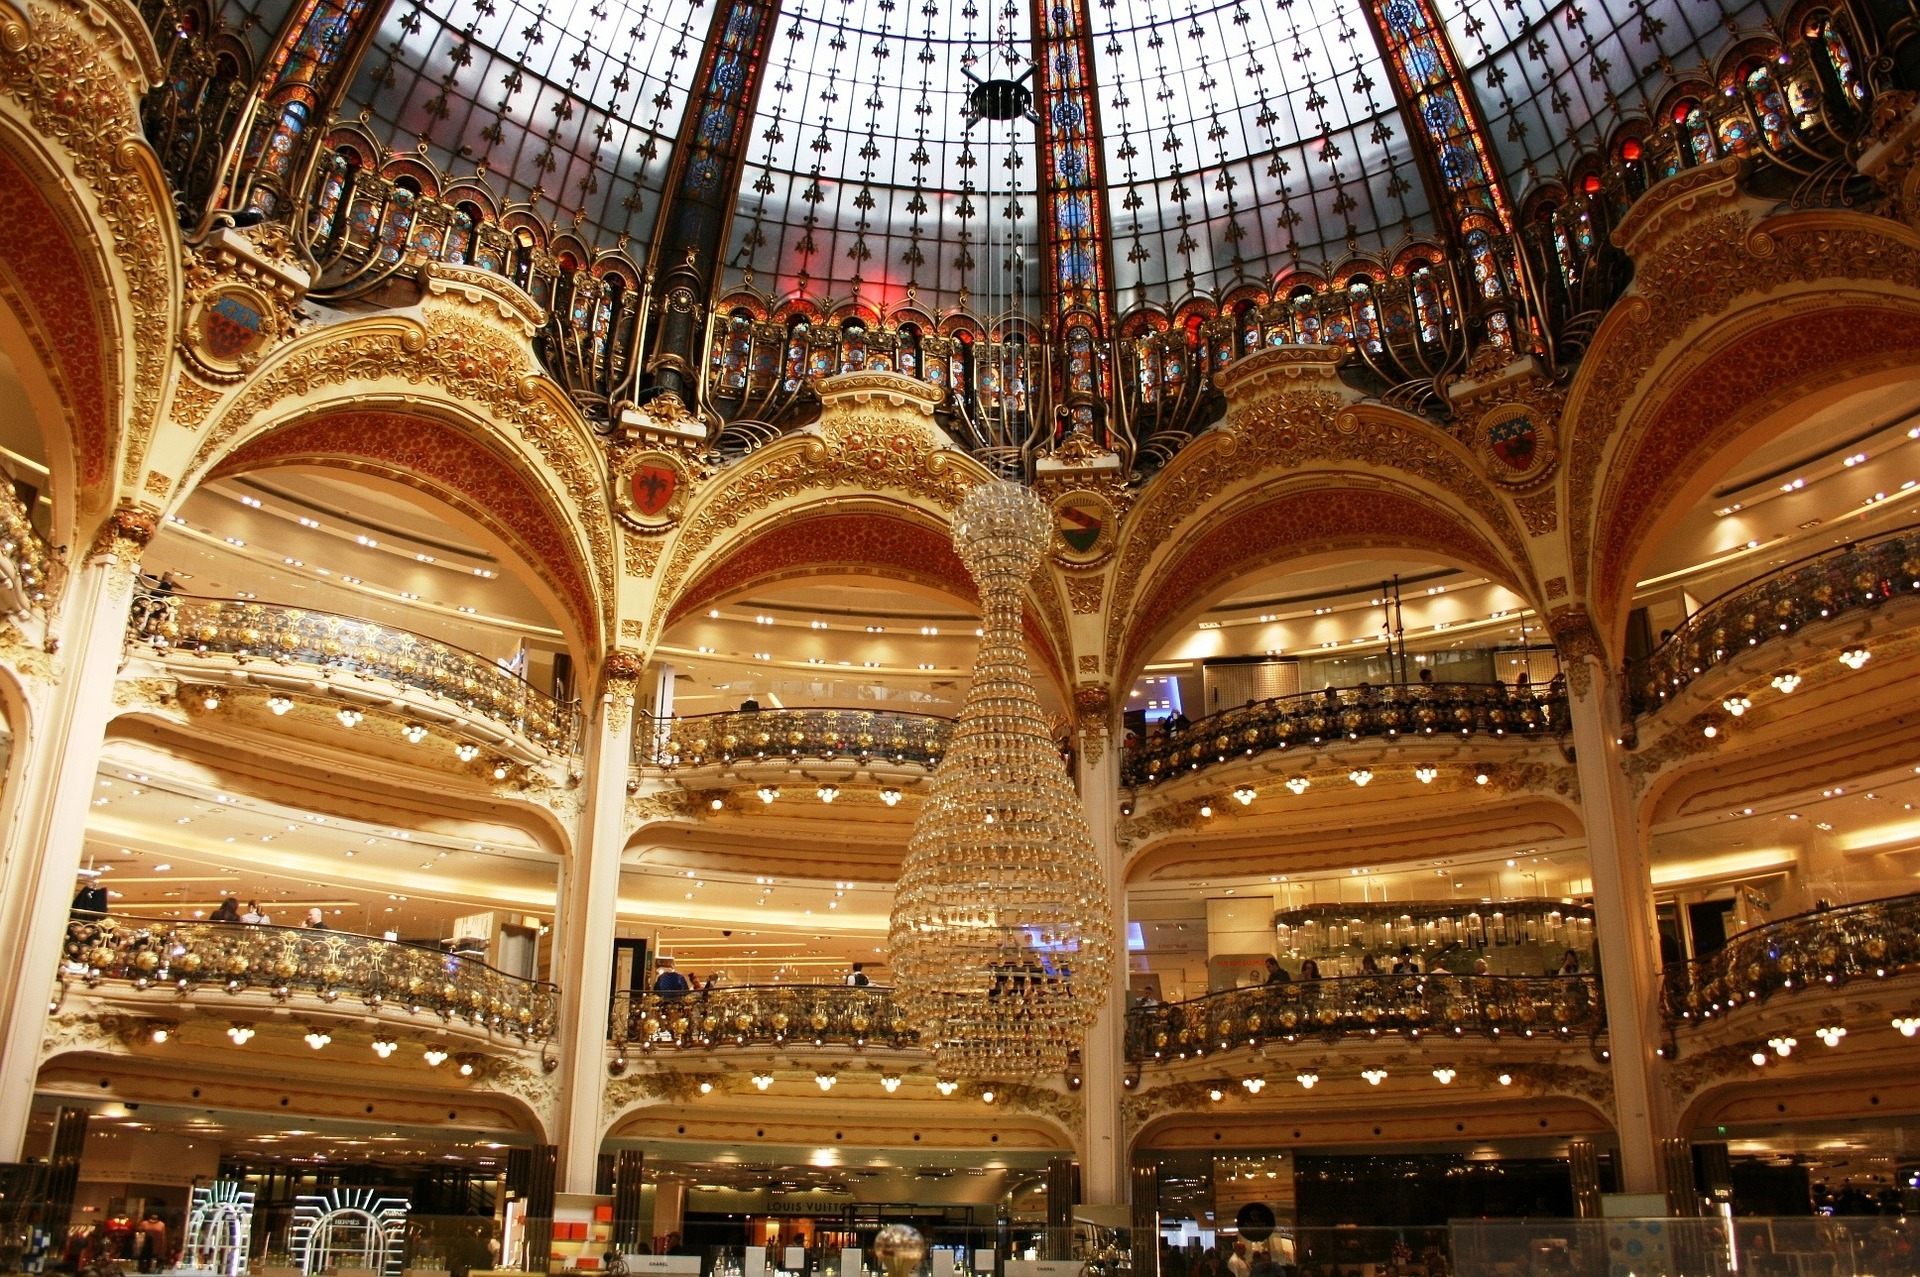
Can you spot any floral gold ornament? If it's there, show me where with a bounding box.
[891,481,1114,1078]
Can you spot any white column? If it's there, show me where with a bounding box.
[0,519,150,1159]
[1564,658,1669,1196]
[554,657,639,1193]
[1077,719,1128,1206]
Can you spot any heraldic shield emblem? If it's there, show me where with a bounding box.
[1051,490,1114,564]
[186,283,278,377]
[633,464,677,518]
[204,293,267,361]
[620,451,689,530]
[1478,402,1554,486]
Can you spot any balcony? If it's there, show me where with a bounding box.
[1661,892,1920,1027]
[58,915,557,1044]
[1121,681,1567,788]
[0,479,51,617]
[129,593,578,758]
[608,985,921,1054]
[636,708,952,771]
[1627,526,1920,716]
[1125,974,1602,1064]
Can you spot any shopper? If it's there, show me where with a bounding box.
[210,898,241,923]
[240,900,269,924]
[303,907,328,929]
[846,962,870,987]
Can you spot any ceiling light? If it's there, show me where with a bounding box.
[458,1061,475,1076]
[709,797,724,811]
[752,1073,774,1091]
[698,1081,713,1094]
[1497,1073,1513,1086]
[817,784,840,803]
[1474,771,1490,785]
[454,742,480,761]
[149,1026,171,1044]
[1241,1076,1265,1093]
[880,787,902,806]
[758,785,780,804]
[1349,769,1373,787]
[1768,1035,1796,1057]
[491,760,510,780]
[336,708,363,727]
[1839,647,1871,670]
[815,1073,837,1091]
[267,695,294,715]
[1294,1072,1318,1089]
[1361,1069,1387,1086]
[1414,766,1437,784]
[424,1047,449,1066]
[1207,1087,1224,1102]
[371,1038,397,1058]
[1815,1026,1846,1047]
[1285,777,1310,795]
[201,690,221,710]
[1199,804,1213,818]
[401,723,428,744]
[1722,696,1750,717]
[1431,1068,1456,1084]
[935,1079,958,1095]
[1232,786,1257,806]
[1752,1051,1769,1066]
[980,1089,995,1104]
[1703,724,1719,738]
[226,1024,255,1045]
[1771,673,1801,694]
[1892,1017,1920,1037]
[304,1029,331,1050]
[881,1075,902,1092]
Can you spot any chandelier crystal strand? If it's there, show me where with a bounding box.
[890,481,1113,1077]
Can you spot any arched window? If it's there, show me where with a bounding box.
[1238,302,1261,357]
[1743,61,1793,152]
[376,178,419,265]
[1162,332,1186,394]
[713,311,753,392]
[1812,14,1867,104]
[1674,98,1717,164]
[1135,336,1161,404]
[1410,264,1446,346]
[840,320,868,373]
[445,202,483,266]
[1066,325,1095,395]
[1290,287,1322,344]
[307,148,354,241]
[1347,277,1382,354]
[510,229,537,291]
[898,323,921,379]
[950,331,974,405]
[246,94,311,215]
[1465,229,1505,300]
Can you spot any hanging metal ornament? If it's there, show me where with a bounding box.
[889,480,1113,1077]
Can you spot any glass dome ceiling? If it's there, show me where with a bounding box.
[319,0,1782,314]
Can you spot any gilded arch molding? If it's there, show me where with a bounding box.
[183,302,617,660]
[1562,197,1920,620]
[0,0,177,506]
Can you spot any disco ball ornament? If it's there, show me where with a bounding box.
[889,480,1114,1077]
[872,1225,927,1277]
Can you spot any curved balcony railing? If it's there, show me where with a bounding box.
[1121,681,1567,788]
[636,708,953,769]
[0,479,51,613]
[129,592,577,753]
[1125,974,1603,1062]
[609,985,919,1052]
[1627,527,1920,716]
[1660,892,1920,1025]
[59,915,557,1042]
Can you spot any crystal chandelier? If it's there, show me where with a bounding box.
[889,481,1113,1077]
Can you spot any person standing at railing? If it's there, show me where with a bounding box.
[210,898,240,923]
[70,876,108,919]
[303,907,328,929]
[653,957,691,1001]
[1262,956,1289,984]
[241,900,270,924]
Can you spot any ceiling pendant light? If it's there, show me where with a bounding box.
[890,482,1114,1079]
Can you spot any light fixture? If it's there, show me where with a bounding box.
[815,1072,837,1091]
[890,482,1113,1080]
[1232,786,1257,806]
[491,760,510,780]
[1431,1068,1456,1084]
[1703,724,1719,738]
[201,691,221,711]
[226,1024,255,1045]
[1839,647,1871,670]
[458,1060,475,1077]
[1295,1071,1318,1089]
[1414,766,1437,784]
[880,787,902,806]
[751,1073,774,1091]
[935,1079,959,1096]
[980,1089,996,1104]
[758,785,780,804]
[267,695,294,716]
[1286,777,1311,795]
[304,1029,331,1050]
[1722,695,1751,717]
[454,743,480,762]
[1207,1087,1225,1102]
[1361,1069,1387,1086]
[371,1038,397,1058]
[1771,672,1801,694]
[1241,1076,1265,1093]
[1474,771,1490,786]
[1892,1017,1920,1037]
[1199,804,1213,818]
[401,723,429,744]
[709,797,724,811]
[1752,1051,1769,1067]
[1349,769,1373,787]
[150,1025,171,1044]
[1497,1073,1513,1086]
[424,1047,449,1066]
[1815,1026,1846,1047]
[817,784,840,804]
[881,1074,902,1092]
[336,707,363,727]
[1768,1035,1797,1057]
[698,1081,713,1094]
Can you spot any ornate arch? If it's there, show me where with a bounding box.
[180,288,617,661]
[205,407,600,660]
[1561,190,1920,633]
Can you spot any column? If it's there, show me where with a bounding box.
[0,512,154,1159]
[554,652,642,1193]
[1563,655,1670,1197]
[1076,704,1129,1207]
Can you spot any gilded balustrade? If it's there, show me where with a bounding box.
[609,986,918,1052]
[1660,892,1920,1025]
[638,708,952,769]
[1121,682,1566,788]
[1627,527,1920,716]
[60,915,557,1041]
[1125,974,1603,1063]
[130,593,576,752]
[0,480,51,611]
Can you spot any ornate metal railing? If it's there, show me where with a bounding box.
[0,479,51,612]
[1660,892,1920,1025]
[1626,526,1920,716]
[1121,681,1567,787]
[129,592,577,753]
[609,985,918,1052]
[1125,974,1603,1062]
[59,915,557,1041]
[636,708,952,769]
